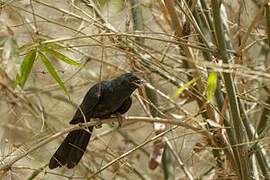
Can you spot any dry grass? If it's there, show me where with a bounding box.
[0,0,270,179]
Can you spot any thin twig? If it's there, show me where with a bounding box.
[0,116,198,171]
[87,125,179,179]
[164,137,195,180]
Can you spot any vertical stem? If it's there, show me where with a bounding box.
[265,1,270,47]
[211,1,250,179]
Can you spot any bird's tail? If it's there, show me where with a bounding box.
[49,127,93,169]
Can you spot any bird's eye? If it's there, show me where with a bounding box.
[134,79,143,84]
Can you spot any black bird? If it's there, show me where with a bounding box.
[49,73,143,169]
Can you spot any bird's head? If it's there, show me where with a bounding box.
[118,73,144,89]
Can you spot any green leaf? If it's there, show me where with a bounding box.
[38,52,68,95]
[19,41,37,53]
[44,42,69,51]
[16,50,37,87]
[43,48,81,66]
[207,72,217,103]
[174,77,199,98]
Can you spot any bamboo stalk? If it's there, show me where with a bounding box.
[211,1,251,179]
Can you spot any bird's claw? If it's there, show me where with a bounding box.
[116,113,125,128]
[78,122,83,127]
[94,118,102,129]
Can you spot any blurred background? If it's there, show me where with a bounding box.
[0,0,270,179]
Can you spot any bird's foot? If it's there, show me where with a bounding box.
[116,113,125,128]
[78,122,83,127]
[94,118,102,129]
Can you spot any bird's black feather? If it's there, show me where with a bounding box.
[49,73,142,169]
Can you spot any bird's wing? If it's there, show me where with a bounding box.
[69,83,103,124]
[115,97,132,114]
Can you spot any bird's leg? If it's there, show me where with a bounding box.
[94,118,102,129]
[116,113,125,128]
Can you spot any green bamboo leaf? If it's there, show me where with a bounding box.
[45,42,69,51]
[19,41,37,52]
[43,48,80,66]
[16,50,36,87]
[174,77,199,98]
[39,52,68,95]
[19,38,45,52]
[207,72,217,103]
